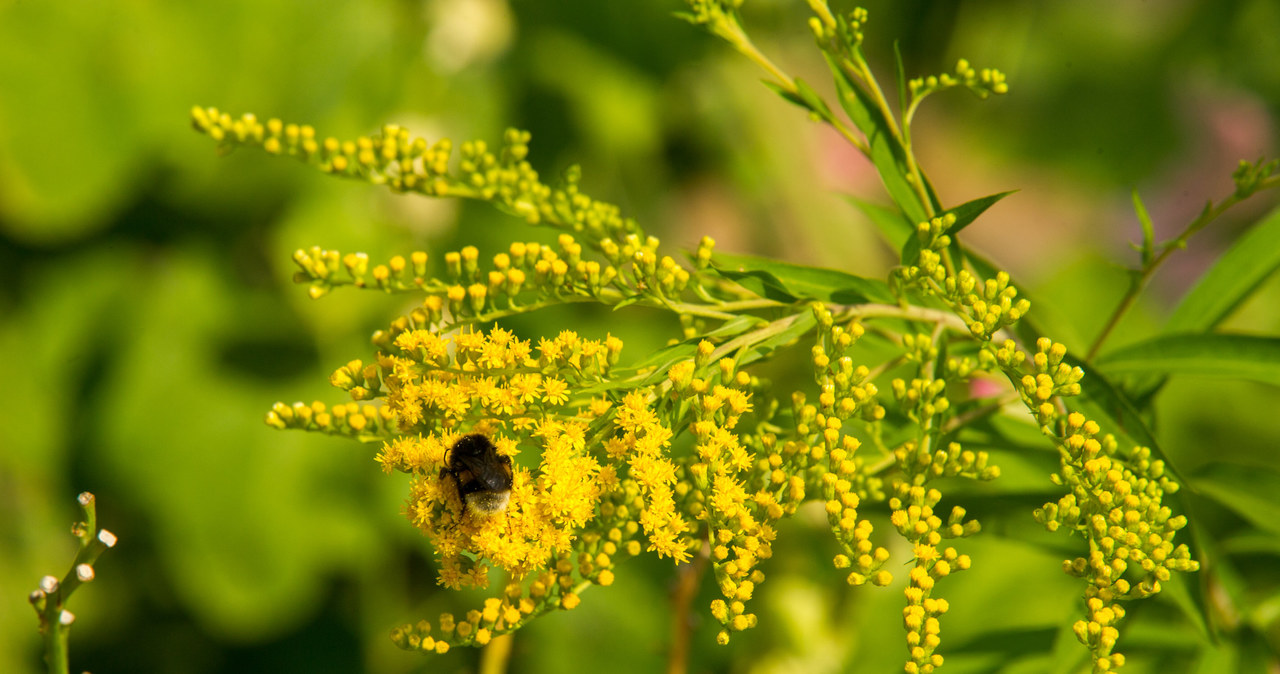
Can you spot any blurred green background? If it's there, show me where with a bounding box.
[3,0,1278,672]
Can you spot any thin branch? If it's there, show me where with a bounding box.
[1087,176,1280,361]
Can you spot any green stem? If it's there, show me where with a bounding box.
[41,616,69,674]
[709,313,805,363]
[718,13,870,157]
[33,493,115,674]
[831,303,969,333]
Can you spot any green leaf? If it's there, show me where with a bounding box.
[794,77,835,121]
[1166,205,1280,333]
[1132,189,1155,265]
[893,41,908,122]
[762,78,834,123]
[762,80,814,119]
[1193,462,1280,538]
[946,190,1018,235]
[611,295,645,310]
[712,252,895,304]
[1097,333,1280,386]
[1181,510,1218,642]
[1160,569,1213,643]
[583,342,695,394]
[902,191,1017,265]
[918,165,944,222]
[824,53,931,225]
[701,313,763,340]
[845,194,912,250]
[583,315,762,395]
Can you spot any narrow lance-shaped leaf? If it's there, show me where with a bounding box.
[824,53,932,226]
[846,194,914,251]
[1166,205,1280,334]
[1132,189,1155,266]
[712,252,895,304]
[1097,333,1280,387]
[1193,462,1280,538]
[762,78,835,124]
[736,312,819,367]
[901,190,1018,265]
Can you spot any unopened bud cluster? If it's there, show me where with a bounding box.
[807,3,868,52]
[192,108,639,245]
[888,485,976,674]
[810,304,883,426]
[265,399,397,439]
[895,214,1031,340]
[1034,411,1197,671]
[1018,338,1085,427]
[1231,157,1278,199]
[909,59,1009,100]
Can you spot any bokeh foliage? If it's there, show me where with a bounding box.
[3,1,1279,673]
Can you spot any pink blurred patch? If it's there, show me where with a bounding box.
[969,377,1003,399]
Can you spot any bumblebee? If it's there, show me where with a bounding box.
[440,433,514,518]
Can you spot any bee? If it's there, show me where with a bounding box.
[440,433,514,519]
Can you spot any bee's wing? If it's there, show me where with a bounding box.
[459,452,512,488]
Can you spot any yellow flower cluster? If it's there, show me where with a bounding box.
[826,435,892,587]
[357,325,620,436]
[288,233,633,314]
[1034,412,1198,672]
[882,443,989,672]
[867,315,999,671]
[898,214,956,284]
[952,270,1030,340]
[609,390,692,562]
[973,313,1196,671]
[327,323,625,649]
[807,3,868,53]
[388,425,602,588]
[810,308,884,426]
[664,345,807,644]
[891,377,950,424]
[308,328,635,657]
[599,233,693,299]
[287,232,703,324]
